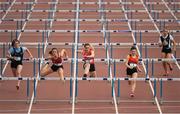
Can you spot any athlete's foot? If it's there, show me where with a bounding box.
[163,72,169,76]
[169,65,173,71]
[83,74,87,77]
[128,81,131,85]
[130,92,134,98]
[89,75,95,78]
[88,75,94,82]
[83,74,88,80]
[60,77,65,83]
[16,85,19,90]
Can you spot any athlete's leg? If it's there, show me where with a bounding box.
[57,68,65,82]
[40,64,54,77]
[16,65,23,90]
[83,63,90,77]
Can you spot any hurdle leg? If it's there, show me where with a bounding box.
[26,78,30,104]
[33,79,37,104]
[160,79,163,105]
[75,78,78,104]
[117,79,120,105]
[153,79,157,105]
[111,79,115,104]
[70,78,73,104]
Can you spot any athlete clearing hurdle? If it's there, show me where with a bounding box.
[158,29,176,76]
[78,43,97,78]
[40,48,68,82]
[7,39,33,90]
[125,46,142,97]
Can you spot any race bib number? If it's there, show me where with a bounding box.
[163,40,168,46]
[14,57,21,61]
[129,63,137,68]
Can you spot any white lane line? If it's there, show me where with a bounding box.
[0,0,16,24]
[161,0,179,23]
[27,0,59,114]
[72,0,80,113]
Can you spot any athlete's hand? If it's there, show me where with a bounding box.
[138,69,142,72]
[173,48,176,52]
[128,66,134,69]
[64,56,68,61]
[29,56,33,60]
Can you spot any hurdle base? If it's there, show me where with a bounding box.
[159,100,180,105]
[75,99,113,103]
[117,99,155,104]
[0,99,28,102]
[26,97,30,104]
[32,99,71,103]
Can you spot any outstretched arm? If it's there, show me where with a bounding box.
[86,44,95,58]
[77,50,83,53]
[136,64,142,72]
[158,37,162,47]
[171,39,176,51]
[86,50,95,58]
[60,49,68,58]
[6,51,13,60]
[26,48,33,59]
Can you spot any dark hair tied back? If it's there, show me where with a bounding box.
[11,39,20,47]
[130,46,137,51]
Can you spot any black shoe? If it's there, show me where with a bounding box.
[16,85,19,90]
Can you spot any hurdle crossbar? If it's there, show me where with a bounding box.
[1,1,180,5]
[1,42,180,46]
[1,77,180,81]
[0,57,180,63]
[0,18,179,22]
[0,9,179,13]
[0,29,179,33]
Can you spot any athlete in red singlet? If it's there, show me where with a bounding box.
[78,43,96,78]
[40,48,68,82]
[125,46,142,97]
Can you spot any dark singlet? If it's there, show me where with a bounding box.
[51,57,63,66]
[160,33,171,49]
[11,47,23,61]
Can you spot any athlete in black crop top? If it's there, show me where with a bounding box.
[6,39,33,90]
[158,29,176,76]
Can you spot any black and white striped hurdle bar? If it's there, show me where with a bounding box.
[1,1,180,5]
[0,9,179,13]
[0,18,179,22]
[0,42,180,46]
[0,58,180,62]
[0,77,180,81]
[0,30,179,33]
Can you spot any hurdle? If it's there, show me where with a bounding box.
[0,8,180,13]
[1,42,180,47]
[1,1,180,5]
[1,18,179,23]
[116,77,158,104]
[0,1,179,112]
[1,29,179,33]
[1,76,180,104]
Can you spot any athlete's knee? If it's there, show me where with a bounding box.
[16,72,21,77]
[40,70,46,77]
